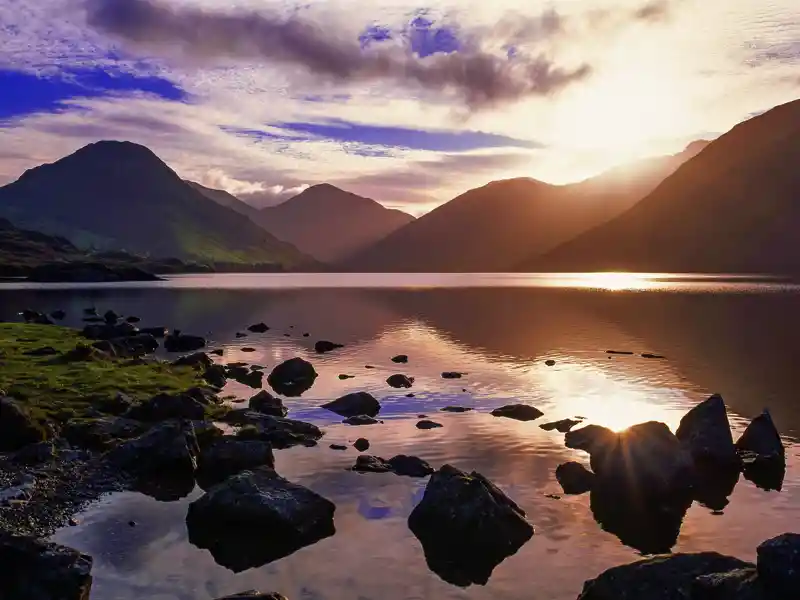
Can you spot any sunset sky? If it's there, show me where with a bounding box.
[1,0,798,214]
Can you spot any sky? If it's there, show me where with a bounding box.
[0,0,798,215]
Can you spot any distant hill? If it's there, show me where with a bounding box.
[530,99,800,274]
[186,180,263,222]
[344,144,706,272]
[255,184,415,263]
[0,141,312,268]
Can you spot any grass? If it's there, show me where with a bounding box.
[0,323,215,428]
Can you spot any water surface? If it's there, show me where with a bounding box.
[1,273,798,600]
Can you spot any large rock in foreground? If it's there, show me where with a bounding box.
[737,410,786,491]
[675,394,738,465]
[268,358,318,397]
[0,533,93,600]
[0,397,48,451]
[197,437,275,487]
[186,468,336,572]
[322,392,381,418]
[408,464,533,587]
[106,420,198,476]
[756,533,800,597]
[578,552,755,600]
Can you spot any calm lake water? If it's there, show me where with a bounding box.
[2,273,799,600]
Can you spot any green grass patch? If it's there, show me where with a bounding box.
[0,323,214,428]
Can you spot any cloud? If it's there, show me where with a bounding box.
[85,0,591,110]
[632,0,674,22]
[239,185,311,208]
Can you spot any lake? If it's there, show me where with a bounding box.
[1,273,798,600]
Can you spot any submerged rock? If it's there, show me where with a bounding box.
[491,404,544,422]
[441,372,464,379]
[268,358,318,397]
[441,406,473,413]
[248,323,270,333]
[417,420,443,430]
[675,394,738,465]
[0,397,48,451]
[387,374,414,389]
[540,418,581,433]
[186,468,336,572]
[0,533,93,600]
[164,331,207,353]
[315,340,344,354]
[408,464,534,587]
[392,355,409,363]
[249,391,288,417]
[322,392,381,418]
[756,533,800,596]
[343,415,381,426]
[555,462,595,495]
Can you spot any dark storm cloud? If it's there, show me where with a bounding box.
[85,0,591,110]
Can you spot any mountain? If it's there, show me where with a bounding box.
[344,144,706,273]
[530,99,800,274]
[255,184,415,263]
[0,141,311,268]
[186,180,262,222]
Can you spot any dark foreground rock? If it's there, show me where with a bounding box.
[491,404,544,422]
[186,467,336,572]
[322,392,381,418]
[249,391,288,417]
[756,533,800,597]
[164,331,206,353]
[540,418,582,433]
[197,437,275,488]
[268,358,318,397]
[125,391,210,422]
[314,340,343,353]
[352,455,433,478]
[565,425,618,453]
[441,372,464,379]
[0,532,93,600]
[676,394,738,465]
[737,410,786,491]
[232,414,324,449]
[556,462,595,495]
[82,322,137,340]
[0,397,48,451]
[106,420,198,476]
[408,464,534,587]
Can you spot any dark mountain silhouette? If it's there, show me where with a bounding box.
[530,99,800,273]
[0,141,311,268]
[186,180,262,222]
[344,144,707,272]
[254,184,415,263]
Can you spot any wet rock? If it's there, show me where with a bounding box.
[676,394,738,465]
[197,437,275,486]
[0,533,93,600]
[251,365,265,371]
[104,310,119,324]
[186,468,336,572]
[139,326,168,338]
[565,424,618,453]
[693,568,767,600]
[364,365,375,369]
[51,309,66,320]
[540,418,581,433]
[441,406,473,413]
[164,331,206,353]
[606,350,634,355]
[215,593,287,600]
[22,310,53,325]
[62,417,147,450]
[125,316,140,323]
[210,349,224,356]
[545,359,556,366]
[408,464,534,587]
[249,391,287,417]
[354,438,370,452]
[330,444,348,451]
[241,347,257,353]
[392,355,409,364]
[577,552,755,600]
[555,462,595,495]
[232,414,324,449]
[125,391,208,421]
[204,364,228,388]
[268,357,318,397]
[736,410,784,461]
[741,451,786,491]
[406,393,415,398]
[315,340,344,354]
[756,533,800,596]
[642,353,666,359]
[343,415,381,426]
[84,307,98,316]
[338,374,355,380]
[172,351,214,370]
[388,455,434,477]
[352,455,392,473]
[0,397,48,451]
[491,404,544,422]
[82,321,137,340]
[106,420,198,475]
[248,323,270,333]
[231,369,263,389]
[322,392,381,418]
[417,420,443,430]
[387,374,414,389]
[102,333,159,357]
[441,372,463,379]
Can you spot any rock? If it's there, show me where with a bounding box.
[106,420,198,475]
[387,374,414,389]
[62,417,147,450]
[21,309,54,325]
[441,406,473,413]
[406,393,415,398]
[490,404,544,422]
[24,345,58,356]
[441,372,463,379]
[164,331,207,353]
[693,568,767,600]
[577,552,755,600]
[555,462,595,495]
[388,455,434,477]
[540,419,581,433]
[104,310,120,324]
[172,352,213,370]
[0,533,93,600]
[236,332,248,338]
[364,365,375,369]
[565,424,618,453]
[0,397,48,451]
[736,410,784,461]
[756,533,800,596]
[408,465,534,587]
[250,365,265,371]
[545,359,556,366]
[186,468,336,572]
[0,474,36,506]
[642,353,666,359]
[125,391,208,421]
[343,415,381,426]
[12,441,55,465]
[322,392,381,418]
[354,438,370,452]
[606,350,634,355]
[315,340,344,353]
[51,309,66,320]
[232,414,324,449]
[392,355,409,363]
[125,316,141,323]
[242,347,257,353]
[84,307,98,316]
[417,420,443,430]
[214,593,287,600]
[210,348,224,356]
[139,326,168,338]
[338,374,355,380]
[268,357,318,397]
[330,444,348,451]
[101,333,159,357]
[82,316,104,323]
[352,455,392,473]
[82,322,138,340]
[204,364,228,388]
[741,451,786,491]
[675,394,738,465]
[230,369,263,389]
[691,461,741,511]
[128,521,136,527]
[197,437,275,486]
[249,391,287,417]
[248,323,270,333]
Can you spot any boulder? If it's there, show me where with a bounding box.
[186,468,336,572]
[172,352,213,370]
[354,438,370,452]
[736,410,784,460]
[248,323,270,333]
[540,419,581,433]
[62,417,147,450]
[82,322,137,340]
[197,437,275,486]
[352,455,392,473]
[756,533,800,597]
[248,391,287,417]
[231,414,324,449]
[388,455,434,478]
[106,420,198,475]
[330,444,348,451]
[441,372,463,379]
[51,309,66,320]
[343,415,381,426]
[164,331,207,353]
[0,533,93,600]
[392,355,409,363]
[692,568,767,600]
[96,333,158,357]
[490,404,544,422]
[417,420,443,430]
[0,397,48,451]
[315,340,344,353]
[139,326,168,338]
[322,392,381,418]
[577,552,755,600]
[545,359,556,366]
[103,309,119,324]
[125,392,208,422]
[230,369,263,389]
[675,394,738,465]
[565,424,618,453]
[555,462,595,495]
[338,374,355,380]
[268,358,318,397]
[387,374,414,389]
[408,464,534,587]
[204,364,228,388]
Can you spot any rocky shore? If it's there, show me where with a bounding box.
[0,308,796,599]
